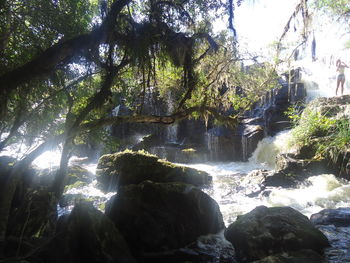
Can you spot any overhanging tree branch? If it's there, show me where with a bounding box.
[0,0,131,119]
[79,106,238,132]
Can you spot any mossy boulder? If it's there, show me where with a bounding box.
[105,180,224,254]
[96,150,211,192]
[224,206,329,262]
[38,164,94,190]
[32,201,136,263]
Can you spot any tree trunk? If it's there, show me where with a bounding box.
[51,140,73,199]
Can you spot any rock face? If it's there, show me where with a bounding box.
[105,180,224,254]
[224,206,329,262]
[310,208,350,227]
[96,150,211,192]
[32,202,136,263]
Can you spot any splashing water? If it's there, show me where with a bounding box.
[186,130,350,226]
[249,130,294,169]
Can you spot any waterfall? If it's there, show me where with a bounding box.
[206,132,220,161]
[241,135,248,161]
[165,91,178,143]
[166,124,178,143]
[249,130,293,169]
[285,10,350,101]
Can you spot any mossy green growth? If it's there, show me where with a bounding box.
[96,150,211,192]
[64,180,87,192]
[182,148,196,153]
[287,102,350,165]
[287,108,336,147]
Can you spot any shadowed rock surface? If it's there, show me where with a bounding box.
[30,201,136,263]
[311,208,350,227]
[224,206,329,262]
[105,180,224,255]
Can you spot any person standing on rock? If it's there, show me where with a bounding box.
[336,58,348,96]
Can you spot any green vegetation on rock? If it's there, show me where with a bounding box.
[96,150,211,191]
[287,96,350,176]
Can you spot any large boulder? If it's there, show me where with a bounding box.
[105,181,224,254]
[31,201,136,263]
[310,207,350,227]
[96,150,211,192]
[224,206,329,262]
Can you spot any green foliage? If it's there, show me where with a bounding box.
[288,106,350,163]
[0,0,281,160]
[0,0,97,72]
[285,103,304,125]
[313,0,350,16]
[288,108,336,147]
[316,118,350,162]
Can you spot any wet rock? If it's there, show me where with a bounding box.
[140,233,237,263]
[244,169,299,189]
[31,201,136,263]
[105,181,224,255]
[307,95,350,118]
[275,153,330,176]
[260,153,332,188]
[224,206,329,262]
[132,133,162,151]
[241,170,268,196]
[96,150,211,192]
[263,171,299,188]
[317,225,350,263]
[250,249,327,263]
[206,123,264,162]
[310,208,350,227]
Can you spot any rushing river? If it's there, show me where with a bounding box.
[184,131,350,226]
[25,129,347,229]
[2,129,350,262]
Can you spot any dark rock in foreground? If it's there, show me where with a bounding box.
[96,150,211,192]
[251,249,327,263]
[105,180,224,254]
[310,207,350,227]
[31,201,136,263]
[140,233,237,263]
[224,206,329,262]
[7,188,57,239]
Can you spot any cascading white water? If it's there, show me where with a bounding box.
[187,130,350,226]
[249,130,294,170]
[284,9,350,100]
